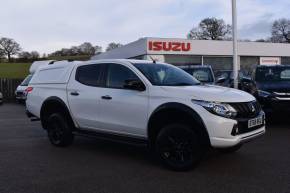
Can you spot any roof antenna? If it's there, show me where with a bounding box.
[149,56,156,64]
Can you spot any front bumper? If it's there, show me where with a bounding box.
[210,126,265,147]
[195,105,266,148]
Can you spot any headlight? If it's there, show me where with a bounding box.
[257,90,271,98]
[192,99,237,118]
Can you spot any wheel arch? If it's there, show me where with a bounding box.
[147,102,210,148]
[40,96,75,130]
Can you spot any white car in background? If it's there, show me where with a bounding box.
[15,60,54,103]
[15,74,33,103]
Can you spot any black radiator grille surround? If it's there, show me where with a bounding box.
[229,101,262,119]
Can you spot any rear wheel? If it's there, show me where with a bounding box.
[155,124,204,171]
[47,113,74,147]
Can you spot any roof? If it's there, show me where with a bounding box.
[91,39,147,60]
[29,60,54,74]
[92,37,290,59]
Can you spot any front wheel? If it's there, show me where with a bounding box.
[155,124,204,171]
[47,113,74,147]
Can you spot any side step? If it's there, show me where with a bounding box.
[73,129,148,147]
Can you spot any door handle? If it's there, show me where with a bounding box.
[101,95,112,100]
[70,91,79,96]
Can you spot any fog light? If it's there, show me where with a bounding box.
[231,124,239,136]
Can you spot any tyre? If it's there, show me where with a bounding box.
[218,144,242,154]
[155,124,204,171]
[47,113,74,147]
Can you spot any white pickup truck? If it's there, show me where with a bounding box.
[26,59,265,171]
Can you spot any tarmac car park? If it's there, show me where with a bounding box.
[0,103,289,193]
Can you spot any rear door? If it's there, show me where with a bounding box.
[67,63,105,129]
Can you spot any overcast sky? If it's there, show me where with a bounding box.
[1,0,290,54]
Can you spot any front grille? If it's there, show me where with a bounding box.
[230,101,261,119]
[231,114,265,136]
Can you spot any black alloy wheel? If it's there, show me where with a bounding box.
[47,113,74,147]
[156,124,203,171]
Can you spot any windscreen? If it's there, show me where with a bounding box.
[133,63,200,86]
[183,68,214,83]
[255,67,290,82]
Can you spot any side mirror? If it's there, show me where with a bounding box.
[216,77,226,84]
[124,79,146,91]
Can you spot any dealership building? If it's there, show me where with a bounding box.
[92,37,290,72]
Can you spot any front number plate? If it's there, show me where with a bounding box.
[248,116,263,128]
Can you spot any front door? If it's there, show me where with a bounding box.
[98,63,149,138]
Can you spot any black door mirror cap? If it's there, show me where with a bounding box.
[124,79,146,91]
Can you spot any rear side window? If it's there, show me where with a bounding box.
[76,64,103,86]
[106,63,139,89]
[21,75,33,86]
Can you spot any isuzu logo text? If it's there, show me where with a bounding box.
[148,41,191,52]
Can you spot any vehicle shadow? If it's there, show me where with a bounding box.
[71,136,159,167]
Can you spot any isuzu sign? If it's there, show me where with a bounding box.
[148,41,191,52]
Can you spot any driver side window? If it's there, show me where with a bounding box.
[106,63,140,89]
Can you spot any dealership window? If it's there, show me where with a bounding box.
[164,55,202,66]
[203,56,232,72]
[281,57,290,65]
[240,56,259,74]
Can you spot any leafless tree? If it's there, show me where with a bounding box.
[94,45,102,54]
[0,37,21,61]
[49,42,102,56]
[79,42,96,56]
[30,51,40,59]
[0,49,5,59]
[18,51,32,59]
[271,18,290,43]
[187,18,232,40]
[106,42,123,52]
